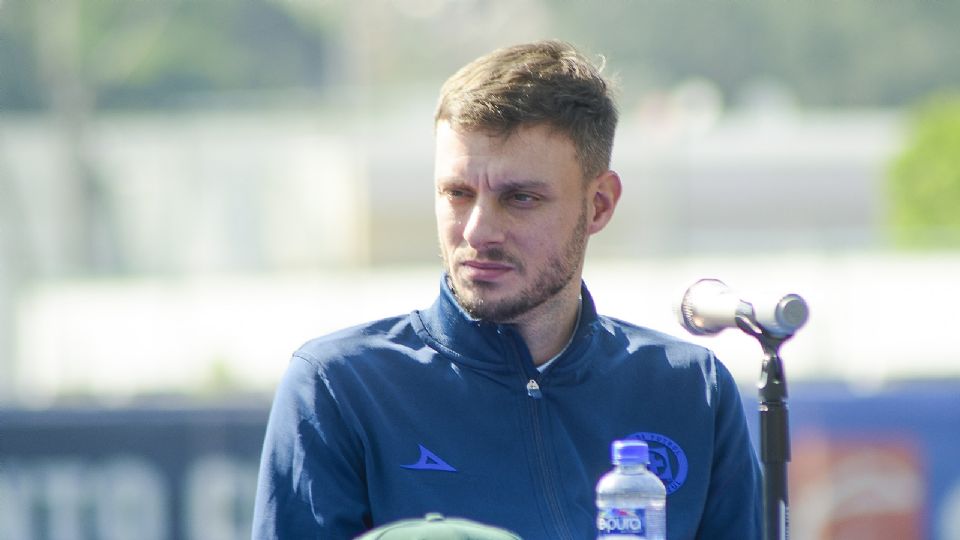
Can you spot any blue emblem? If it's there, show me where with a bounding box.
[627,432,688,494]
[400,444,457,472]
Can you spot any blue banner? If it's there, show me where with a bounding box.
[1,381,958,539]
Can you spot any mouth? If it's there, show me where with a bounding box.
[459,259,514,282]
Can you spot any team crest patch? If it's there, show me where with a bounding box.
[627,431,688,494]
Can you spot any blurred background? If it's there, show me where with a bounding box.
[1,0,959,538]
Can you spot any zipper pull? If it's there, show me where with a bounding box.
[526,379,543,399]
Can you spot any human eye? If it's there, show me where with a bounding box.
[438,184,473,201]
[505,191,541,207]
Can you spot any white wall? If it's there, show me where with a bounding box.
[14,253,960,402]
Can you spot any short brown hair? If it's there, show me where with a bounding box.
[435,40,618,179]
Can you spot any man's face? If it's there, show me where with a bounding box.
[434,122,592,323]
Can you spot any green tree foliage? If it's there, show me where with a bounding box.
[553,0,960,108]
[0,1,45,109]
[888,94,960,248]
[1,0,959,111]
[0,0,335,110]
[83,1,335,108]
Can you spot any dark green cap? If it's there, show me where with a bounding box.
[355,513,523,539]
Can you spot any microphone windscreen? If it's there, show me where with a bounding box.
[677,279,741,335]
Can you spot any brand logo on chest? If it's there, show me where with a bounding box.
[400,444,458,472]
[626,431,688,494]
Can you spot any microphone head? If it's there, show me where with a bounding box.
[676,278,741,336]
[753,293,809,337]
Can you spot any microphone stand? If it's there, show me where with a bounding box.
[736,315,791,540]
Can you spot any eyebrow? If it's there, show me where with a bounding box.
[497,179,550,192]
[437,176,550,191]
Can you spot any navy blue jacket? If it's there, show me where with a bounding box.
[253,278,762,539]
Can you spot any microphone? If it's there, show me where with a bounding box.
[677,278,808,338]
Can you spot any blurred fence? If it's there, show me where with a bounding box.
[0,405,267,540]
[2,381,959,540]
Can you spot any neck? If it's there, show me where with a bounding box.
[511,281,582,366]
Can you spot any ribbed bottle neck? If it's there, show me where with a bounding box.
[614,462,649,474]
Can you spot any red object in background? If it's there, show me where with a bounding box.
[789,434,925,540]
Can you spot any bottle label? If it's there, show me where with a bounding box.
[597,507,646,538]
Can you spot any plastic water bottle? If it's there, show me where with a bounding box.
[596,439,666,539]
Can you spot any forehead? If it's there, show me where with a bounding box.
[434,122,580,183]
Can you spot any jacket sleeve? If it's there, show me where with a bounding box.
[697,359,763,540]
[252,354,370,540]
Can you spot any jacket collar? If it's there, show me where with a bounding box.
[412,275,601,379]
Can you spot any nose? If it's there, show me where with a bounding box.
[462,196,505,249]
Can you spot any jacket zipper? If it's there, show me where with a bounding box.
[499,326,575,540]
[525,385,575,540]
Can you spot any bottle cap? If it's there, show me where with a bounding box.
[612,439,650,465]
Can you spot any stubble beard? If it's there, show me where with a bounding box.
[443,203,588,323]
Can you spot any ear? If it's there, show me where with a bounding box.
[586,170,622,235]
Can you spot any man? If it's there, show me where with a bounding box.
[253,40,762,539]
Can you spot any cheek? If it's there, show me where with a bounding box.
[518,227,550,253]
[435,206,463,241]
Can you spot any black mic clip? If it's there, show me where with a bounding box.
[735,313,789,401]
[735,313,794,356]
